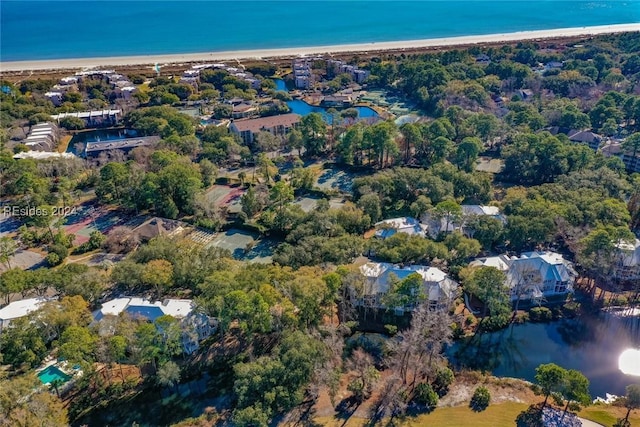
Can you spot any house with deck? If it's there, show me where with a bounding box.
[374,217,426,239]
[613,239,640,282]
[421,205,506,238]
[469,251,576,304]
[0,297,49,332]
[23,122,59,152]
[94,297,216,354]
[359,262,459,311]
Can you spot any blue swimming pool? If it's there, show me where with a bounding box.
[37,365,72,385]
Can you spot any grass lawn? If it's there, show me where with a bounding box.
[57,134,72,153]
[580,405,640,427]
[406,402,530,427]
[314,402,640,427]
[314,402,529,427]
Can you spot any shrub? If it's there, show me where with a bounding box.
[433,367,455,396]
[465,314,475,326]
[414,382,438,411]
[384,324,398,336]
[481,314,510,331]
[45,252,61,266]
[529,307,553,322]
[470,386,491,411]
[48,243,69,261]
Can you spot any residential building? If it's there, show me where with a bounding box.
[320,95,353,108]
[84,135,160,157]
[421,205,506,238]
[59,76,79,85]
[45,91,63,106]
[118,85,137,100]
[544,61,564,71]
[94,297,216,354]
[518,89,534,101]
[0,297,49,332]
[131,217,187,242]
[293,58,314,89]
[613,239,640,282]
[229,113,301,145]
[359,262,459,311]
[374,217,426,239]
[14,152,76,160]
[50,109,122,127]
[600,140,640,173]
[326,59,370,83]
[232,102,259,119]
[469,251,576,303]
[23,122,58,151]
[475,54,491,65]
[546,127,603,151]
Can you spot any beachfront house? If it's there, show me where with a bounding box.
[94,297,216,354]
[0,297,49,332]
[229,113,301,145]
[469,251,576,304]
[374,217,426,239]
[359,262,459,312]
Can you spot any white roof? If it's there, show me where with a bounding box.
[469,255,511,271]
[616,239,640,267]
[462,205,502,216]
[360,262,458,301]
[0,297,48,321]
[96,297,195,320]
[99,297,131,316]
[45,91,62,97]
[160,299,193,317]
[50,109,121,120]
[17,151,74,159]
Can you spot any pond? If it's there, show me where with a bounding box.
[273,79,379,124]
[449,310,640,398]
[286,99,378,124]
[67,129,137,154]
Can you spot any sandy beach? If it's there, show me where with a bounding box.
[1,23,639,73]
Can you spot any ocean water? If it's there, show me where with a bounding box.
[1,1,639,62]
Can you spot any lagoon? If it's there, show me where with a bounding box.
[286,99,378,124]
[450,310,640,398]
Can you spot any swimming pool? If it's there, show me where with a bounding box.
[37,365,72,385]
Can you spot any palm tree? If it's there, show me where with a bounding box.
[49,378,64,398]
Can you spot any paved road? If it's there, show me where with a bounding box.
[579,418,605,427]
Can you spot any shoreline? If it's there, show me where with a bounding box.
[1,23,639,72]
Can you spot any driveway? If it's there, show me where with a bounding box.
[578,418,605,427]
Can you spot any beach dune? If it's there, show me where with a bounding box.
[1,24,639,72]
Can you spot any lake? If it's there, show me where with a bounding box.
[275,79,379,124]
[450,310,640,398]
